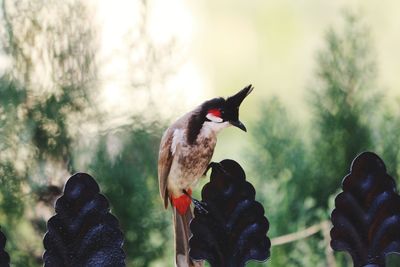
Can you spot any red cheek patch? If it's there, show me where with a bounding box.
[208,109,221,118]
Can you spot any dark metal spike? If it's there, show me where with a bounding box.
[331,152,400,267]
[43,173,125,267]
[189,159,270,267]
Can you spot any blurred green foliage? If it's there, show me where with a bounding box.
[249,97,325,266]
[0,0,174,266]
[89,124,170,266]
[249,12,400,267]
[308,12,381,208]
[376,102,400,181]
[0,1,399,267]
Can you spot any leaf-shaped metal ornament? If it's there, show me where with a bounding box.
[331,152,400,267]
[43,173,125,267]
[189,159,270,267]
[0,230,10,267]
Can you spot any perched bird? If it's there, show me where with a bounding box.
[158,85,253,267]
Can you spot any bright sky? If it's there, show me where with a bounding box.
[92,0,400,166]
[187,0,400,164]
[189,0,400,116]
[94,0,400,119]
[93,0,207,127]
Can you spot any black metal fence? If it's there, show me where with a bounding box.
[330,152,400,267]
[1,152,400,267]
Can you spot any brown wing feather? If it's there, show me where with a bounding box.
[158,110,197,209]
[158,128,174,209]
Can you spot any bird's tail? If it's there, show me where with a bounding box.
[173,207,203,267]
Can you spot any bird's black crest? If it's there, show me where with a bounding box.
[187,97,224,145]
[226,84,253,108]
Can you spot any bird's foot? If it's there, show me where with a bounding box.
[203,162,213,176]
[192,198,208,214]
[205,162,230,176]
[183,189,208,214]
[204,162,222,176]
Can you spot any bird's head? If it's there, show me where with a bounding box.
[201,84,253,131]
[187,85,253,144]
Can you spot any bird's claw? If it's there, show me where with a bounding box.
[193,198,208,214]
[203,162,213,176]
[183,189,209,214]
[204,162,224,176]
[205,162,230,176]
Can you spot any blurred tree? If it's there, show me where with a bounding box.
[249,12,382,267]
[0,76,27,168]
[305,12,381,267]
[0,0,181,266]
[249,98,313,234]
[1,0,98,180]
[375,100,400,182]
[0,0,99,265]
[306,11,400,267]
[308,12,380,208]
[0,76,25,223]
[2,0,97,88]
[0,75,40,266]
[89,122,170,267]
[127,0,179,87]
[248,98,325,266]
[120,0,183,121]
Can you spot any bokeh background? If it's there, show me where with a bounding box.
[1,0,400,266]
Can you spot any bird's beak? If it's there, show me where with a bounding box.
[230,120,247,132]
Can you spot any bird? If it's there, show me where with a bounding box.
[158,85,253,267]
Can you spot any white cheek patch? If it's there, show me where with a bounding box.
[203,121,230,134]
[206,113,223,123]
